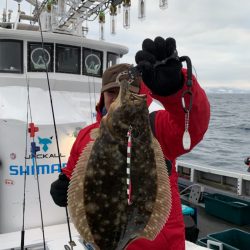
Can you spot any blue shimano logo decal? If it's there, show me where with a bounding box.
[8,135,68,176]
[38,136,53,152]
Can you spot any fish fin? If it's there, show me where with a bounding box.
[141,137,172,240]
[67,141,98,248]
[90,128,100,140]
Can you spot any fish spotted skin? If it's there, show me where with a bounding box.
[68,79,171,250]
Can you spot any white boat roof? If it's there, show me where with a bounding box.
[0,28,129,56]
[0,85,100,125]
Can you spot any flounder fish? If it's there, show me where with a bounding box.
[68,72,171,250]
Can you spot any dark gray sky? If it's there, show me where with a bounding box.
[2,0,250,90]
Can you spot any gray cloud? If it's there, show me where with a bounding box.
[2,0,250,89]
[88,0,250,90]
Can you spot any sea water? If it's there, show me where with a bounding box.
[179,93,250,173]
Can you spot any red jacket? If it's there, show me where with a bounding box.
[63,68,210,250]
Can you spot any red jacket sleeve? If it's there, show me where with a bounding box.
[151,68,210,161]
[62,122,99,179]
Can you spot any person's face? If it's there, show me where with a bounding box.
[103,87,120,111]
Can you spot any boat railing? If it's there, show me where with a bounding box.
[177,161,250,197]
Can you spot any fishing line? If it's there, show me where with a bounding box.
[21,73,31,250]
[90,46,101,120]
[192,64,198,81]
[34,0,75,248]
[92,72,97,110]
[27,78,46,250]
[88,75,94,123]
[21,71,46,249]
[32,154,46,250]
[91,51,98,121]
[80,37,94,126]
[86,47,102,123]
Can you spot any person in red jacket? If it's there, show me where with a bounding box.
[50,37,210,249]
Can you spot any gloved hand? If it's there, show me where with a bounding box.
[50,172,69,207]
[135,36,184,96]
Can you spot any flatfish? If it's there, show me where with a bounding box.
[68,74,171,250]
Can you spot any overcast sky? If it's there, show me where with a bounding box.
[1,0,250,90]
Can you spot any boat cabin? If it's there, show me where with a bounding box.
[0,29,128,92]
[0,28,128,234]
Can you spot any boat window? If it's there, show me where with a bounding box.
[56,44,80,74]
[82,48,103,77]
[107,52,119,68]
[28,42,54,72]
[0,40,23,73]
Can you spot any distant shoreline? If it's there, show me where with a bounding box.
[205,89,250,94]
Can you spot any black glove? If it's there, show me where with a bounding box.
[50,173,69,207]
[135,36,184,96]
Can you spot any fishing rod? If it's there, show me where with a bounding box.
[21,73,46,250]
[34,1,76,248]
[20,0,76,249]
[21,79,31,250]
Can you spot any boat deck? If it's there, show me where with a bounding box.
[0,222,206,250]
[183,201,250,240]
[178,165,250,245]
